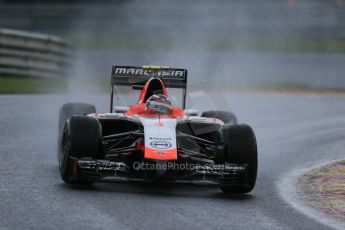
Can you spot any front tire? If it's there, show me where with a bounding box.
[220,124,258,194]
[59,116,101,185]
[58,103,96,160]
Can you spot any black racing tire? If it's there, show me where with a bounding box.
[59,116,101,185]
[220,124,258,194]
[58,103,96,160]
[201,110,237,124]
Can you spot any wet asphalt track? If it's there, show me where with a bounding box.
[1,93,345,230]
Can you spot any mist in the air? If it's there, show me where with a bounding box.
[65,0,345,94]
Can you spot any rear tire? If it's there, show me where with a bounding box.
[202,110,237,124]
[59,116,101,185]
[220,124,258,194]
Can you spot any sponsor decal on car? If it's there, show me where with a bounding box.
[113,67,185,78]
[139,117,177,160]
[150,141,172,150]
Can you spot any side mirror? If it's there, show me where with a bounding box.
[132,85,144,90]
[114,106,129,113]
[184,109,198,116]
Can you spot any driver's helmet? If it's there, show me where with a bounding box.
[146,94,172,114]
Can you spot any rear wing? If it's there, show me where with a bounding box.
[110,66,188,111]
[111,66,187,88]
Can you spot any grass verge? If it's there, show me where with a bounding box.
[73,36,345,53]
[189,81,345,95]
[0,76,67,94]
[1,76,345,95]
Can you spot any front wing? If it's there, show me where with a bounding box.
[68,157,249,187]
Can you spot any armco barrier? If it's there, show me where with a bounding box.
[0,28,71,78]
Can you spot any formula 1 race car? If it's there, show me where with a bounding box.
[57,66,258,194]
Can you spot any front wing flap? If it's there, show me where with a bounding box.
[71,158,249,187]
